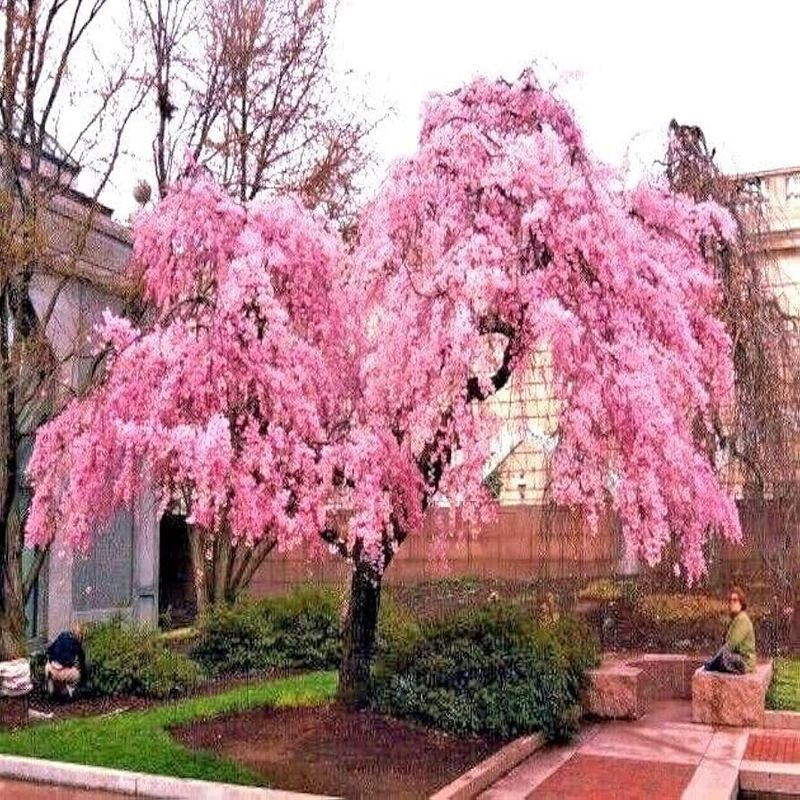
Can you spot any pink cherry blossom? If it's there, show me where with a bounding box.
[27,72,741,586]
[348,71,740,581]
[26,171,355,558]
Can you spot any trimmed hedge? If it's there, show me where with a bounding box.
[83,618,202,699]
[191,586,341,675]
[191,586,421,678]
[371,604,599,741]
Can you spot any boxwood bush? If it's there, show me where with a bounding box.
[189,599,278,675]
[83,618,202,698]
[191,586,421,677]
[191,586,342,675]
[371,604,599,741]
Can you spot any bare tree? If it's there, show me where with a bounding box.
[139,0,371,222]
[665,121,800,644]
[0,0,146,659]
[135,0,373,611]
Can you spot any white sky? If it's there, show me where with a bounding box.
[103,0,800,217]
[330,0,800,183]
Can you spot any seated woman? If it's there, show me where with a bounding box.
[704,586,756,674]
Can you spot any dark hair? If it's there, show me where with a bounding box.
[729,586,747,610]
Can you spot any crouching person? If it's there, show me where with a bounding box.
[45,624,85,700]
[704,586,756,674]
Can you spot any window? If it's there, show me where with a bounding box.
[786,174,800,200]
[753,177,770,200]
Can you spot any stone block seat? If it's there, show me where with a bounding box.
[583,661,650,720]
[691,660,773,727]
[583,654,706,720]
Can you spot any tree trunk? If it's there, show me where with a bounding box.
[225,537,276,604]
[337,559,382,708]
[0,501,26,659]
[0,482,27,660]
[0,591,25,662]
[791,582,800,650]
[187,524,209,618]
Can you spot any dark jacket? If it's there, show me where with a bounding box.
[46,632,86,676]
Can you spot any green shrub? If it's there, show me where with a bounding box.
[371,604,599,741]
[190,599,279,675]
[547,614,601,700]
[142,648,202,698]
[577,578,623,603]
[375,595,422,676]
[636,593,730,624]
[191,586,343,675]
[191,585,429,678]
[83,618,201,698]
[159,626,199,647]
[267,586,341,669]
[577,578,641,606]
[620,579,642,606]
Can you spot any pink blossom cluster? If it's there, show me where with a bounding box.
[27,72,741,582]
[352,72,740,580]
[27,175,353,554]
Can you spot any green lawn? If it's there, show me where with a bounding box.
[767,658,800,712]
[0,671,337,786]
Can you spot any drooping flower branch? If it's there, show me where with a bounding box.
[27,72,741,589]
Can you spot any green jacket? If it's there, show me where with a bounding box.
[726,611,756,672]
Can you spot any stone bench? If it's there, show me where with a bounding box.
[627,654,705,701]
[583,661,650,720]
[583,654,707,720]
[691,660,773,727]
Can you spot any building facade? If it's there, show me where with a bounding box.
[21,162,162,645]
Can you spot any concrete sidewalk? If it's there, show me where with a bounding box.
[0,754,335,799]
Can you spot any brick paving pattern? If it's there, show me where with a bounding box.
[745,732,800,763]
[530,754,695,799]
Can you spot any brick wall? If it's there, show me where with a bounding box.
[247,499,800,597]
[248,504,621,597]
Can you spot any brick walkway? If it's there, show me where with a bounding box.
[0,779,122,798]
[480,701,753,799]
[745,731,800,763]
[532,754,695,799]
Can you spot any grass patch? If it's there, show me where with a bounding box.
[158,626,199,645]
[0,671,336,786]
[767,658,800,712]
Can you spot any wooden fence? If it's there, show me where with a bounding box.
[248,498,800,597]
[249,504,621,597]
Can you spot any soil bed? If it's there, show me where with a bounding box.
[171,703,501,799]
[0,668,296,730]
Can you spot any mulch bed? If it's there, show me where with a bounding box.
[0,691,155,730]
[171,703,502,799]
[0,669,296,731]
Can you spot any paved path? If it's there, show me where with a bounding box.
[0,779,122,798]
[479,700,799,799]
